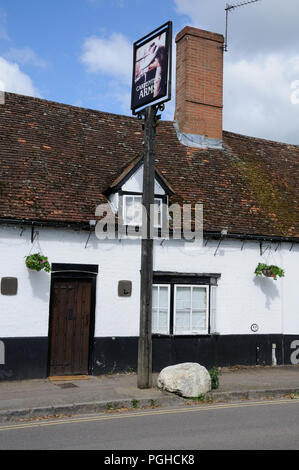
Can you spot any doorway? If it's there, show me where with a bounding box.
[48,265,97,377]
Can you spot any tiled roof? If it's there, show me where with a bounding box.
[0,92,298,238]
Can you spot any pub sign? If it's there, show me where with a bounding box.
[131,22,172,114]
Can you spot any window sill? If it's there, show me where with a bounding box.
[152,333,213,338]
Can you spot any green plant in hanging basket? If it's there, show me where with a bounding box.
[254,263,285,280]
[25,253,51,273]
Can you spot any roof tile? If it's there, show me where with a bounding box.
[0,92,298,238]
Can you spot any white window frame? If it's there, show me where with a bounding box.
[152,197,163,228]
[123,195,143,226]
[173,285,209,335]
[152,284,171,335]
[122,194,163,228]
[210,285,218,334]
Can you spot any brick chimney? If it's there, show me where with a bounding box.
[175,27,224,147]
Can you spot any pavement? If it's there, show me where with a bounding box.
[1,365,299,423]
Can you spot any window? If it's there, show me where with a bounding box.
[152,274,220,336]
[123,195,142,226]
[174,285,209,335]
[123,195,163,227]
[152,285,170,334]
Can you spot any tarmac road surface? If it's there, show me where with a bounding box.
[0,398,299,451]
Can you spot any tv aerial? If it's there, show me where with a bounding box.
[224,0,262,51]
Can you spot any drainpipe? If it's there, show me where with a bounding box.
[272,344,277,367]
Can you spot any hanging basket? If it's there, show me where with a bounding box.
[261,268,273,277]
[254,263,285,280]
[25,253,51,273]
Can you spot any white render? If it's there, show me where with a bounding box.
[157,362,212,398]
[0,223,298,339]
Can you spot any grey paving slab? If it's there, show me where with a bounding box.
[0,366,299,422]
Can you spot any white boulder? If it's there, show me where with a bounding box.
[157,362,211,398]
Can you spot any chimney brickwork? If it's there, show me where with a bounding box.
[175,27,224,142]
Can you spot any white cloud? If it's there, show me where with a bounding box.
[224,54,299,143]
[4,47,47,68]
[174,0,299,56]
[80,32,133,112]
[173,0,299,144]
[80,33,132,84]
[0,9,41,99]
[0,57,41,97]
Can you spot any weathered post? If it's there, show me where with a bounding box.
[137,105,157,389]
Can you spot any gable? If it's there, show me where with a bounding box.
[121,164,165,195]
[106,156,174,197]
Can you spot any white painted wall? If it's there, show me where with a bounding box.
[154,239,299,335]
[0,224,298,338]
[0,225,141,338]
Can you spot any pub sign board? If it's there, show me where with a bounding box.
[131,21,172,115]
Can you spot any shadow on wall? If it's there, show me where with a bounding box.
[28,270,50,301]
[253,276,280,310]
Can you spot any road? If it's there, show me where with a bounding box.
[0,398,299,451]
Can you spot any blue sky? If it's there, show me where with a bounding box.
[1,0,299,144]
[0,0,182,112]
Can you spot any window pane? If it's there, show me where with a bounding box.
[175,287,191,333]
[159,286,168,308]
[152,308,158,331]
[152,285,170,335]
[154,199,162,227]
[176,287,191,310]
[158,309,168,330]
[192,287,206,310]
[175,312,190,331]
[126,196,134,206]
[192,310,206,329]
[133,196,142,225]
[192,288,207,331]
[125,196,142,225]
[125,196,134,223]
[152,286,159,308]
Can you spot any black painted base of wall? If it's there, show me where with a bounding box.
[91,334,299,375]
[0,337,48,381]
[1,335,299,381]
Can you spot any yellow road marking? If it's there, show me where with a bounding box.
[0,398,298,432]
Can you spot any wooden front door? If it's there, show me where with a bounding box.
[49,279,92,376]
